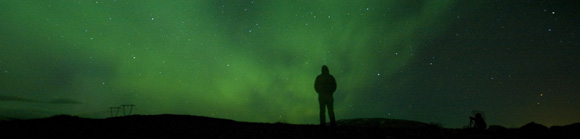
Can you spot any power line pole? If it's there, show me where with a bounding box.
[122,104,135,116]
[109,107,120,117]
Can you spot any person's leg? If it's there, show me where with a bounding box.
[319,101,326,126]
[328,98,336,127]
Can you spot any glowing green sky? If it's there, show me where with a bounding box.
[1,0,579,128]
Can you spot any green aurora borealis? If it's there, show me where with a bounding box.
[1,1,579,128]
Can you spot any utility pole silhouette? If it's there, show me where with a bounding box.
[122,104,135,116]
[109,107,120,117]
[109,104,136,117]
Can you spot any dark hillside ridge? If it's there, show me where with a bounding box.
[0,114,578,138]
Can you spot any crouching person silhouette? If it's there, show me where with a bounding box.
[315,65,337,127]
[469,113,487,130]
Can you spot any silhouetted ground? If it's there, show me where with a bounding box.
[0,114,579,138]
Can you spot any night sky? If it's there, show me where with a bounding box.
[1,0,579,128]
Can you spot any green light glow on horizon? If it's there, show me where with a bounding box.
[2,0,454,124]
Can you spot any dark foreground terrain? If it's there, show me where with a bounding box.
[1,115,579,138]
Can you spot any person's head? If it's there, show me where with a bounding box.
[475,113,482,118]
[321,65,329,74]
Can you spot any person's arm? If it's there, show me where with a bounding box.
[314,76,321,93]
[330,76,337,93]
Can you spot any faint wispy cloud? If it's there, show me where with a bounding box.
[0,95,81,104]
[48,98,82,104]
[0,95,40,103]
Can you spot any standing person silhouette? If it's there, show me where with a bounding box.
[314,65,337,127]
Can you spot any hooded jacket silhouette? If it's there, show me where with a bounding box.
[314,65,337,127]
